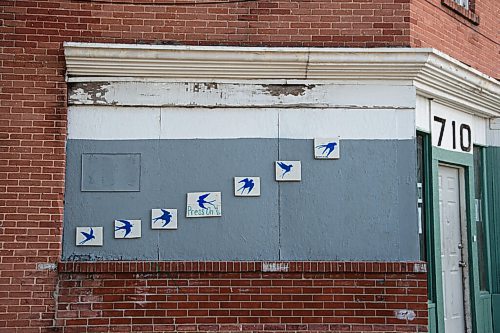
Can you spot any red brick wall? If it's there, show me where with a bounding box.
[1,0,496,331]
[56,261,428,332]
[1,0,412,48]
[1,1,411,330]
[410,0,499,78]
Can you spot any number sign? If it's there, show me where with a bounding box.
[433,116,472,152]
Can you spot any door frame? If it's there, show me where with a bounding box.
[430,147,481,333]
[438,163,471,332]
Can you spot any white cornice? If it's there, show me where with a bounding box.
[63,42,500,117]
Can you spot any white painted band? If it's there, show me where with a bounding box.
[68,106,415,140]
[68,81,416,109]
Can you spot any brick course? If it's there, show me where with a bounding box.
[56,261,428,332]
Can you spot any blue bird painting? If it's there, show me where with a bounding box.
[237,178,255,194]
[153,209,173,227]
[197,193,217,210]
[315,141,337,158]
[79,227,95,245]
[115,220,133,238]
[277,161,293,178]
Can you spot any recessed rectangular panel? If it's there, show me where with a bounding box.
[81,153,141,192]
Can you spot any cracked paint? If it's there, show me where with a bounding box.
[263,84,315,97]
[68,82,111,104]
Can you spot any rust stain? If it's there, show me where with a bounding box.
[263,84,315,97]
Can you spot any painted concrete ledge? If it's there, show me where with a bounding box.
[58,261,427,274]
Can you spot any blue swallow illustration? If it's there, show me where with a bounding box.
[79,227,95,244]
[277,161,293,178]
[153,209,173,227]
[315,142,337,157]
[197,193,217,210]
[115,220,133,238]
[237,178,255,194]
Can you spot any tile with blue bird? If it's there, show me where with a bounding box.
[186,192,222,218]
[314,137,340,159]
[275,161,301,181]
[234,177,261,197]
[151,209,178,229]
[114,219,141,239]
[76,226,103,246]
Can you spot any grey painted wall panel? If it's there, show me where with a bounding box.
[63,138,418,261]
[396,141,420,259]
[278,139,419,261]
[65,141,161,260]
[64,139,280,261]
[155,139,280,260]
[81,153,141,192]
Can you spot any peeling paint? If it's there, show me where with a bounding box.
[68,82,110,104]
[67,81,415,109]
[192,83,201,93]
[395,309,416,321]
[187,82,219,93]
[204,82,218,90]
[263,84,315,97]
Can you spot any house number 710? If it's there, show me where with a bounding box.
[433,116,472,152]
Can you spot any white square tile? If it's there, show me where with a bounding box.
[234,177,261,197]
[114,219,141,239]
[151,209,178,230]
[275,161,301,181]
[186,192,222,217]
[76,227,103,246]
[314,137,340,159]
